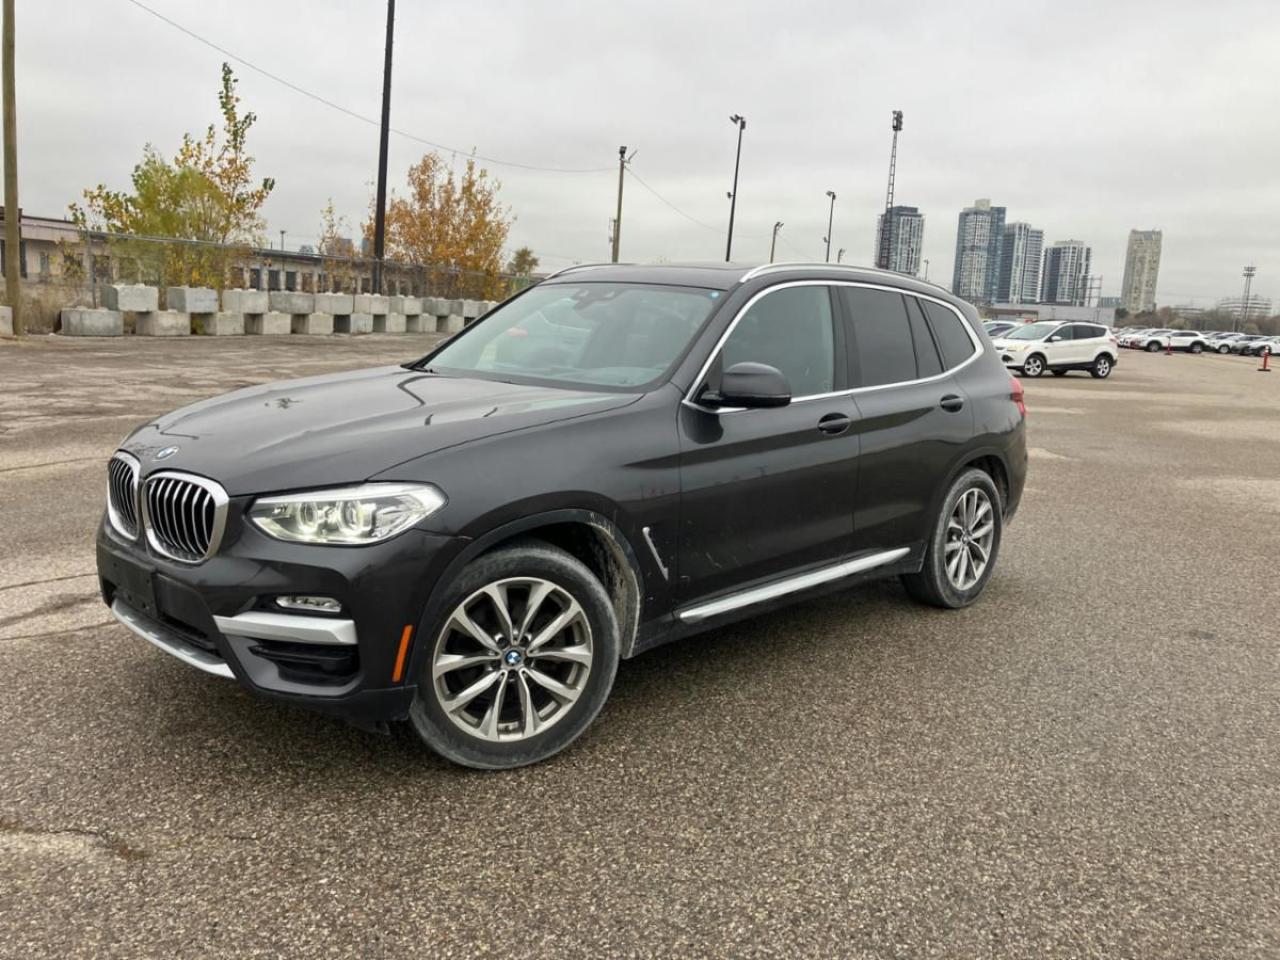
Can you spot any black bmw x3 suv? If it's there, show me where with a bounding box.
[98,262,1027,768]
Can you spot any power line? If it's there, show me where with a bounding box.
[624,168,723,234]
[122,0,612,175]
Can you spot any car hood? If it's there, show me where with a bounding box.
[121,365,639,495]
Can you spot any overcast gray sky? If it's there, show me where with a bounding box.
[13,0,1280,304]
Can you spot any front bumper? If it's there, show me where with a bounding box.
[97,507,465,727]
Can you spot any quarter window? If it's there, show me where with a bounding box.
[905,296,943,379]
[718,286,835,397]
[841,287,917,387]
[921,300,978,368]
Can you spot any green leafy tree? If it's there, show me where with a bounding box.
[70,63,274,292]
[505,247,539,277]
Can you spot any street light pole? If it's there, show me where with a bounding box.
[923,258,930,281]
[837,248,846,264]
[823,190,837,263]
[725,114,746,262]
[370,0,395,295]
[2,0,20,336]
[769,221,783,263]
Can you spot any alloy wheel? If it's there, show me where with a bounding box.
[432,577,593,743]
[1096,356,1111,377]
[1023,356,1043,377]
[945,488,995,591]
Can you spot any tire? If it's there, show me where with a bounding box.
[406,540,620,769]
[1091,354,1114,379]
[1051,369,1067,377]
[901,467,1003,609]
[1190,343,1203,354]
[1022,354,1045,378]
[1146,341,1162,352]
[1218,345,1230,354]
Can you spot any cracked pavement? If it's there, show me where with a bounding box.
[2,335,1278,958]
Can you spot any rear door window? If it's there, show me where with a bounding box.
[840,287,917,387]
[921,300,978,368]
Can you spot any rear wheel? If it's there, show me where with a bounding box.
[901,468,1003,609]
[407,541,620,769]
[1022,354,1045,378]
[1146,341,1162,352]
[1091,354,1113,379]
[1218,344,1230,354]
[1190,343,1203,354]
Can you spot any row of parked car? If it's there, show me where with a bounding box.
[1115,328,1279,356]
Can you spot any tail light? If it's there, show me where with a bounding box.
[1009,375,1026,418]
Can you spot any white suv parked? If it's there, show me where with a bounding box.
[993,321,1119,379]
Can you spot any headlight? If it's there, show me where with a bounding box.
[249,482,446,545]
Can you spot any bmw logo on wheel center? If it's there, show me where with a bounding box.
[504,649,524,667]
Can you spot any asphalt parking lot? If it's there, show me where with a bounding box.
[2,335,1278,958]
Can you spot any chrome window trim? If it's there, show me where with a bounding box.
[140,470,230,565]
[682,279,984,414]
[106,451,142,541]
[676,547,910,624]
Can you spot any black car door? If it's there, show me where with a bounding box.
[676,283,859,603]
[840,287,977,555]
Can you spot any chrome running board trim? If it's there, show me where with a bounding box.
[111,598,234,679]
[213,610,358,646]
[675,547,911,624]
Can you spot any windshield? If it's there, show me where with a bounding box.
[422,282,722,389]
[1004,322,1058,341]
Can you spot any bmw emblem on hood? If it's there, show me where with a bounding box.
[154,445,180,461]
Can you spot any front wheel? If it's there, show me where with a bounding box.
[1190,343,1203,354]
[1146,341,1162,352]
[1218,345,1230,354]
[901,468,1003,609]
[1091,354,1113,379]
[1022,354,1045,378]
[407,541,620,769]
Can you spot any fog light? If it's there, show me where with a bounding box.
[275,595,342,614]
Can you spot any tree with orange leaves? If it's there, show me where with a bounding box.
[372,152,512,299]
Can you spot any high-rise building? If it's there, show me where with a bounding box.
[1120,229,1162,314]
[1042,241,1092,306]
[952,199,1006,302]
[996,222,1043,304]
[874,205,925,276]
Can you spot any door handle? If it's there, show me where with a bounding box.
[939,394,965,412]
[817,412,852,435]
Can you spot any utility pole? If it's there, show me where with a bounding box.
[876,110,904,271]
[279,229,286,251]
[769,221,783,263]
[611,146,631,263]
[2,0,19,335]
[370,0,395,295]
[1240,265,1256,332]
[725,114,746,262]
[823,191,837,263]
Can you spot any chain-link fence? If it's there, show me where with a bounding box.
[10,229,540,332]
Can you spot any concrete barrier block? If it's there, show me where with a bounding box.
[336,313,373,335]
[368,294,389,316]
[292,312,334,335]
[136,310,191,336]
[440,314,466,334]
[61,308,124,336]
[374,313,407,334]
[406,314,437,334]
[315,293,354,315]
[246,312,292,336]
[0,305,11,337]
[102,284,158,313]
[194,312,244,336]
[166,286,217,314]
[223,289,269,314]
[268,291,314,315]
[461,300,481,319]
[401,297,422,316]
[421,297,444,317]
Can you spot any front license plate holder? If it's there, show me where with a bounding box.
[102,550,159,619]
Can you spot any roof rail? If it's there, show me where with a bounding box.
[541,262,626,281]
[739,260,953,294]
